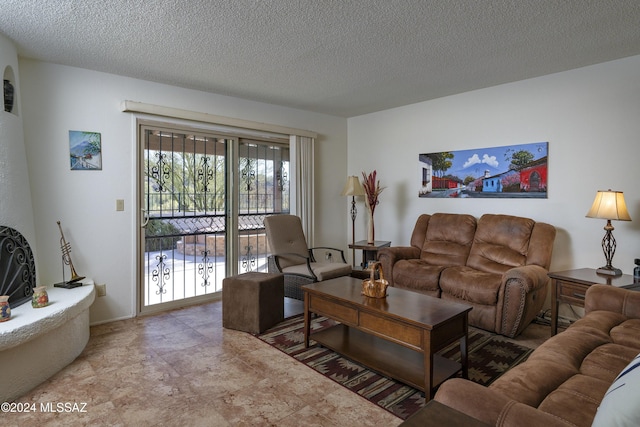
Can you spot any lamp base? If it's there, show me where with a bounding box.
[596,266,623,276]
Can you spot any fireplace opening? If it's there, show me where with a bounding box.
[0,226,36,308]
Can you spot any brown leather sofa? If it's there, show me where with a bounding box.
[378,213,556,337]
[434,284,640,426]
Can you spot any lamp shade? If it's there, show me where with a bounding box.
[586,190,631,221]
[341,176,365,196]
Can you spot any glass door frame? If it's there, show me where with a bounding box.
[136,120,236,315]
[135,119,290,316]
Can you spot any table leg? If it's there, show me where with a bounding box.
[460,319,468,379]
[303,292,311,348]
[550,279,558,336]
[362,249,376,268]
[424,332,434,400]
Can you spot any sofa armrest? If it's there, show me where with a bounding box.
[499,264,549,337]
[435,379,570,427]
[377,246,421,286]
[504,264,549,292]
[585,284,640,318]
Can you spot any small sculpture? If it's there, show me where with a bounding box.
[54,221,85,288]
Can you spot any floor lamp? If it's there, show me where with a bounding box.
[585,189,631,276]
[341,176,365,267]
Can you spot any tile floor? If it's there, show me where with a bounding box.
[5,299,550,426]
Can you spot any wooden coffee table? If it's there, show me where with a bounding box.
[303,276,472,400]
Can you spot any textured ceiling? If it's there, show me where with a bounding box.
[1,1,640,117]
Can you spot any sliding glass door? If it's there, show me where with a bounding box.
[137,122,289,314]
[236,139,290,274]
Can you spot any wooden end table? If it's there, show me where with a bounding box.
[350,266,377,280]
[399,400,490,427]
[348,240,391,268]
[303,276,472,400]
[548,268,635,335]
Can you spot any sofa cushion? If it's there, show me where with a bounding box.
[537,374,610,427]
[610,318,640,349]
[524,324,612,368]
[568,310,630,337]
[467,214,535,274]
[441,292,497,332]
[489,357,578,407]
[392,259,443,295]
[439,266,502,305]
[419,213,476,266]
[580,343,640,383]
[282,262,351,281]
[592,353,640,427]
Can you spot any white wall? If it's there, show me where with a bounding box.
[348,55,640,278]
[19,60,347,324]
[0,34,36,247]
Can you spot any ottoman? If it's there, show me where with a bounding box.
[222,272,284,334]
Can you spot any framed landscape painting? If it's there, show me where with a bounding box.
[69,130,102,170]
[418,142,548,198]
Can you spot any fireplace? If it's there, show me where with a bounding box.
[0,226,36,307]
[0,225,94,402]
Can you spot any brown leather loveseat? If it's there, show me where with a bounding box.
[378,213,556,337]
[434,284,640,426]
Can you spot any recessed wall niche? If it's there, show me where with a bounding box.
[3,66,16,115]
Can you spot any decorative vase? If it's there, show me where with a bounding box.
[0,295,11,322]
[367,208,375,244]
[32,286,49,308]
[4,79,14,113]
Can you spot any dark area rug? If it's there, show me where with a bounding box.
[257,314,533,420]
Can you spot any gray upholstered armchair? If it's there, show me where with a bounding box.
[264,214,352,300]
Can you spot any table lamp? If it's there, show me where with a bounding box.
[585,189,631,276]
[341,176,365,267]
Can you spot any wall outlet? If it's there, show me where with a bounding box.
[116,199,124,211]
[96,283,107,297]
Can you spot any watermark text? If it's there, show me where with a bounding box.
[1,401,88,413]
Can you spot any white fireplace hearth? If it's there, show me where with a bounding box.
[0,282,95,402]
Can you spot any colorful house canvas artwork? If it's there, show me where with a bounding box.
[418,142,548,198]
